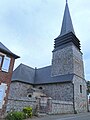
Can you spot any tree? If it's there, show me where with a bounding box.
[87,81,90,94]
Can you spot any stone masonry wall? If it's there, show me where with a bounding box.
[73,75,88,113]
[89,104,90,111]
[6,97,74,115]
[6,97,37,112]
[72,45,84,78]
[35,83,73,101]
[9,82,33,98]
[51,45,73,76]
[51,44,84,78]
[8,82,74,114]
[51,100,74,114]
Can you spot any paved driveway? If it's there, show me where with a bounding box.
[30,112,90,120]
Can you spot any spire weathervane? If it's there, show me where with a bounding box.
[66,0,68,3]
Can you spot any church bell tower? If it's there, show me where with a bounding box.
[51,1,84,79]
[51,1,88,113]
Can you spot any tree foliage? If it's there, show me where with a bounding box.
[87,81,90,94]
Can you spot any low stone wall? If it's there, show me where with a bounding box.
[6,97,74,115]
[50,100,74,114]
[89,104,90,111]
[6,97,37,112]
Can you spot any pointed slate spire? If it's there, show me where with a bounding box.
[54,1,81,51]
[60,1,75,36]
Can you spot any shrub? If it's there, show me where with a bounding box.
[23,107,32,118]
[5,111,24,120]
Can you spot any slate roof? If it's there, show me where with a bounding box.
[35,66,73,84]
[12,63,73,84]
[0,42,20,59]
[59,2,75,37]
[54,32,81,50]
[12,64,35,84]
[54,2,81,51]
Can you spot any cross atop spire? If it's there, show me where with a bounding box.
[59,1,75,36]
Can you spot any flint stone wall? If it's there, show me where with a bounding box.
[50,100,74,114]
[6,97,37,112]
[36,83,73,101]
[73,75,88,113]
[52,44,84,78]
[89,104,90,111]
[6,97,74,114]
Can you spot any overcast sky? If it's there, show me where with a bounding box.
[0,0,90,80]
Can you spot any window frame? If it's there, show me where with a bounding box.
[0,55,4,69]
[2,56,11,72]
[0,53,11,73]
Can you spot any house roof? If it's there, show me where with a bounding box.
[12,63,73,84]
[0,42,20,59]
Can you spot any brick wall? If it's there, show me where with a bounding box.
[0,56,15,117]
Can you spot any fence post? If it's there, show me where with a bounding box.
[37,97,41,114]
[47,97,52,114]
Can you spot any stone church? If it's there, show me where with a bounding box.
[7,1,88,114]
